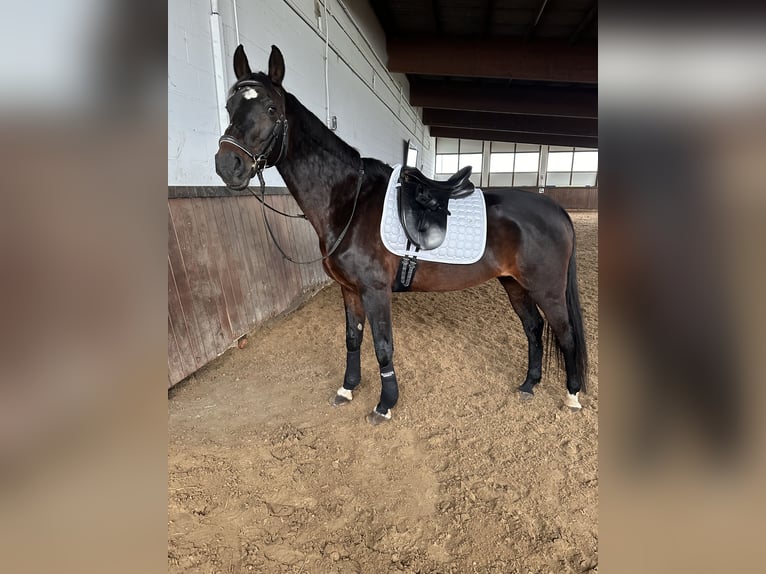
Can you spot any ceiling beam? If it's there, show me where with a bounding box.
[387,37,597,83]
[429,127,598,149]
[525,0,550,41]
[483,0,496,35]
[423,109,598,138]
[570,2,597,44]
[409,79,597,118]
[432,0,443,35]
[369,0,397,36]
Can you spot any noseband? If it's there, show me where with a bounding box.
[218,80,289,177]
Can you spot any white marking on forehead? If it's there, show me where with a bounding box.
[242,88,258,100]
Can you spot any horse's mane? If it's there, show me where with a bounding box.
[360,155,393,180]
[285,92,361,166]
[242,72,392,176]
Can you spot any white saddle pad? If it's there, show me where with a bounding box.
[380,164,487,264]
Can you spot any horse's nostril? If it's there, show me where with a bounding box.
[232,154,243,170]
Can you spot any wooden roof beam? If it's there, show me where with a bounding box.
[387,37,597,83]
[525,0,550,41]
[432,0,443,35]
[429,126,598,148]
[409,79,597,118]
[483,0,496,35]
[423,108,598,138]
[570,2,597,44]
[369,0,397,35]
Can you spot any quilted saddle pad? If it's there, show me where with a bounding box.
[380,164,487,264]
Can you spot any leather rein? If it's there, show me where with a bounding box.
[218,80,364,265]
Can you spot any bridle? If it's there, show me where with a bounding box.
[216,79,364,265]
[218,79,289,177]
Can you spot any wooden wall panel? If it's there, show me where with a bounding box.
[168,202,215,365]
[541,187,598,210]
[204,199,244,336]
[167,195,330,388]
[221,198,256,328]
[486,187,598,210]
[236,195,270,323]
[488,186,598,210]
[167,259,198,379]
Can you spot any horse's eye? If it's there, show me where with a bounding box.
[267,107,277,116]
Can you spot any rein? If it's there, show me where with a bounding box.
[218,79,364,265]
[255,163,365,265]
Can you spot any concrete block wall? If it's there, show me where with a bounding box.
[169,0,434,187]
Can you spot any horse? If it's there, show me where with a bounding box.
[215,45,588,425]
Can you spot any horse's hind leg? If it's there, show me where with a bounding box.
[499,277,544,398]
[534,293,584,410]
[333,286,366,406]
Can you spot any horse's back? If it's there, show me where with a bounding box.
[483,188,575,283]
[484,187,574,242]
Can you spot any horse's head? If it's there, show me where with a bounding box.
[215,45,288,191]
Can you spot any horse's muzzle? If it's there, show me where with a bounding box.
[215,149,251,190]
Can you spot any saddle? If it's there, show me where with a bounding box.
[397,165,475,251]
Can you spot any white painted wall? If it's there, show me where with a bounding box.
[168,0,434,186]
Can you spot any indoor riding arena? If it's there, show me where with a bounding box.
[168,1,597,572]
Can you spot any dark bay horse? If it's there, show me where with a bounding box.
[215,45,588,424]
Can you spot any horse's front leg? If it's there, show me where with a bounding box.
[360,287,398,425]
[333,286,366,406]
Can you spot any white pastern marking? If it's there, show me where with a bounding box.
[376,409,392,419]
[336,387,353,401]
[564,392,582,409]
[242,88,258,100]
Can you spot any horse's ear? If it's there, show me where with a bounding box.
[268,45,285,87]
[233,44,251,80]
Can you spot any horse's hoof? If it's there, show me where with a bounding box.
[519,391,535,401]
[332,394,352,407]
[366,409,392,426]
[332,387,353,407]
[563,393,582,410]
[518,381,537,394]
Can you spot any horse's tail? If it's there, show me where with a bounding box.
[564,232,589,392]
[543,227,589,392]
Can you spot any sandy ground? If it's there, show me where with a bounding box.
[168,212,598,573]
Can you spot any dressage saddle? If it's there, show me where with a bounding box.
[397,165,475,251]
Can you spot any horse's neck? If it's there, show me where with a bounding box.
[276,95,360,247]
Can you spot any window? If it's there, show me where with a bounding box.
[432,138,598,188]
[547,152,573,172]
[573,151,598,171]
[513,153,539,172]
[435,138,483,183]
[435,153,458,174]
[458,153,482,171]
[488,143,541,187]
[406,146,418,168]
[545,147,598,187]
[489,153,514,172]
